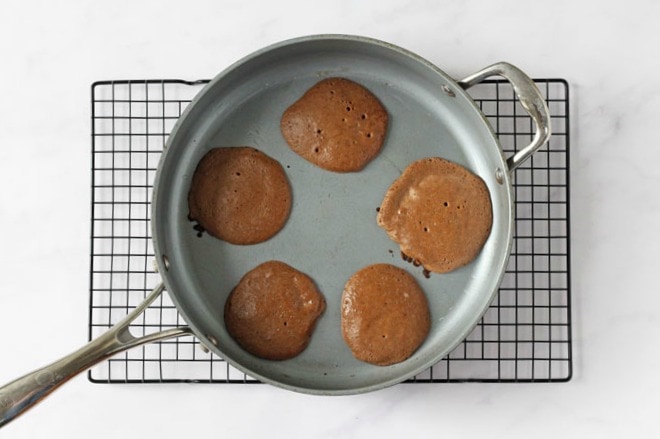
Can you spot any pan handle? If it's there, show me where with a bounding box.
[457,62,551,173]
[0,283,193,428]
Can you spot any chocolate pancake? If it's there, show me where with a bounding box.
[280,77,388,172]
[224,261,326,360]
[341,264,430,366]
[187,147,292,245]
[377,157,493,273]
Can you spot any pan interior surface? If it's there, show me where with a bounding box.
[152,36,513,394]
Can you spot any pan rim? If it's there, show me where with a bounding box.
[151,34,514,395]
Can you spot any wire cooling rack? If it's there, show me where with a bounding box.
[89,78,571,383]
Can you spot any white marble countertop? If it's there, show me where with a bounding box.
[1,0,659,437]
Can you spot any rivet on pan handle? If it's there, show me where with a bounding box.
[0,283,193,428]
[457,62,552,173]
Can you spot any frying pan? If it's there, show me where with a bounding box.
[0,34,550,426]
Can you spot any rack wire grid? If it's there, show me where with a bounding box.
[89,78,571,383]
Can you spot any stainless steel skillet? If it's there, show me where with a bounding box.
[0,34,549,426]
